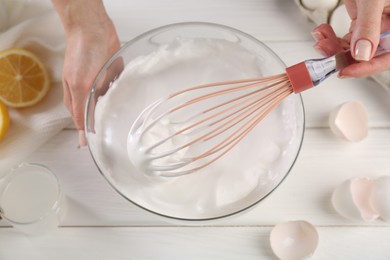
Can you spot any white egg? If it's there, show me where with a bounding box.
[371,176,390,221]
[331,177,380,221]
[329,4,352,37]
[329,101,368,142]
[301,0,339,11]
[270,220,319,260]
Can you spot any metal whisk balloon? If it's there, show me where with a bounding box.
[128,31,390,177]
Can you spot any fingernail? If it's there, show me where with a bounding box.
[313,44,328,56]
[338,70,351,79]
[311,31,325,41]
[337,74,350,79]
[78,130,87,147]
[354,39,372,61]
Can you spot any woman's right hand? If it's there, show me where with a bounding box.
[312,0,390,78]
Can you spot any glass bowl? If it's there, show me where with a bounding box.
[85,22,305,223]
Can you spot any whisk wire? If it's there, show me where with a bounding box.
[168,73,287,99]
[140,78,286,153]
[195,85,293,160]
[147,83,293,175]
[203,82,292,143]
[143,75,290,155]
[133,74,294,176]
[173,77,290,136]
[174,88,294,175]
[146,77,291,159]
[169,74,289,114]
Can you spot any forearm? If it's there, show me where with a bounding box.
[51,0,111,34]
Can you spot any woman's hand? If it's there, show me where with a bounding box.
[52,0,121,146]
[312,0,390,78]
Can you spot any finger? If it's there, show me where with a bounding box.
[62,79,73,116]
[348,19,357,33]
[338,35,352,50]
[78,130,87,147]
[339,52,390,77]
[351,0,384,61]
[343,0,358,19]
[382,13,390,32]
[312,24,339,42]
[313,38,344,56]
[342,31,353,45]
[72,96,88,147]
[71,95,86,131]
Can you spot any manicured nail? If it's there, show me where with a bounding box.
[78,130,87,147]
[338,71,351,79]
[311,31,325,41]
[354,39,372,61]
[313,44,328,56]
[338,74,350,79]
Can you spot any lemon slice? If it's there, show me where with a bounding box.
[0,100,10,141]
[0,48,50,108]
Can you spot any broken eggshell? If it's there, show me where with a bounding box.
[371,176,390,221]
[270,220,319,260]
[331,177,380,222]
[329,101,368,142]
[332,176,390,222]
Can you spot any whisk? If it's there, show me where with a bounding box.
[128,32,390,177]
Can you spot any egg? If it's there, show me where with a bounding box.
[301,0,339,11]
[328,101,368,142]
[329,4,351,37]
[332,176,390,222]
[270,220,319,260]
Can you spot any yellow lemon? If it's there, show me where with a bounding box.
[0,100,10,141]
[0,48,50,108]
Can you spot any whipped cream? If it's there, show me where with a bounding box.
[91,37,303,219]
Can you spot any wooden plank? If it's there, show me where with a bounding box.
[1,128,388,227]
[237,127,390,225]
[4,1,390,259]
[1,226,390,259]
[103,0,314,43]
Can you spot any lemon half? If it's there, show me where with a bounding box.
[0,100,10,141]
[0,48,50,108]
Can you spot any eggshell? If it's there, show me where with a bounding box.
[332,177,380,221]
[329,4,351,37]
[301,0,339,11]
[329,101,368,142]
[371,176,390,221]
[332,179,364,221]
[270,220,319,260]
[349,177,380,221]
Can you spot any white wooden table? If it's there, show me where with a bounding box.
[2,0,390,259]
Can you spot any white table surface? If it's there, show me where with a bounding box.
[2,0,390,259]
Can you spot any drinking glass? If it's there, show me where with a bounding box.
[0,163,66,235]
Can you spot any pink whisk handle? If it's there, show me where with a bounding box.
[285,62,313,93]
[287,30,390,94]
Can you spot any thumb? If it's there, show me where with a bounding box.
[351,0,384,61]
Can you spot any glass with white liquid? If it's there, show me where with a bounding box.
[0,163,66,235]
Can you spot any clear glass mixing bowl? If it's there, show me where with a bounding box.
[85,22,305,223]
